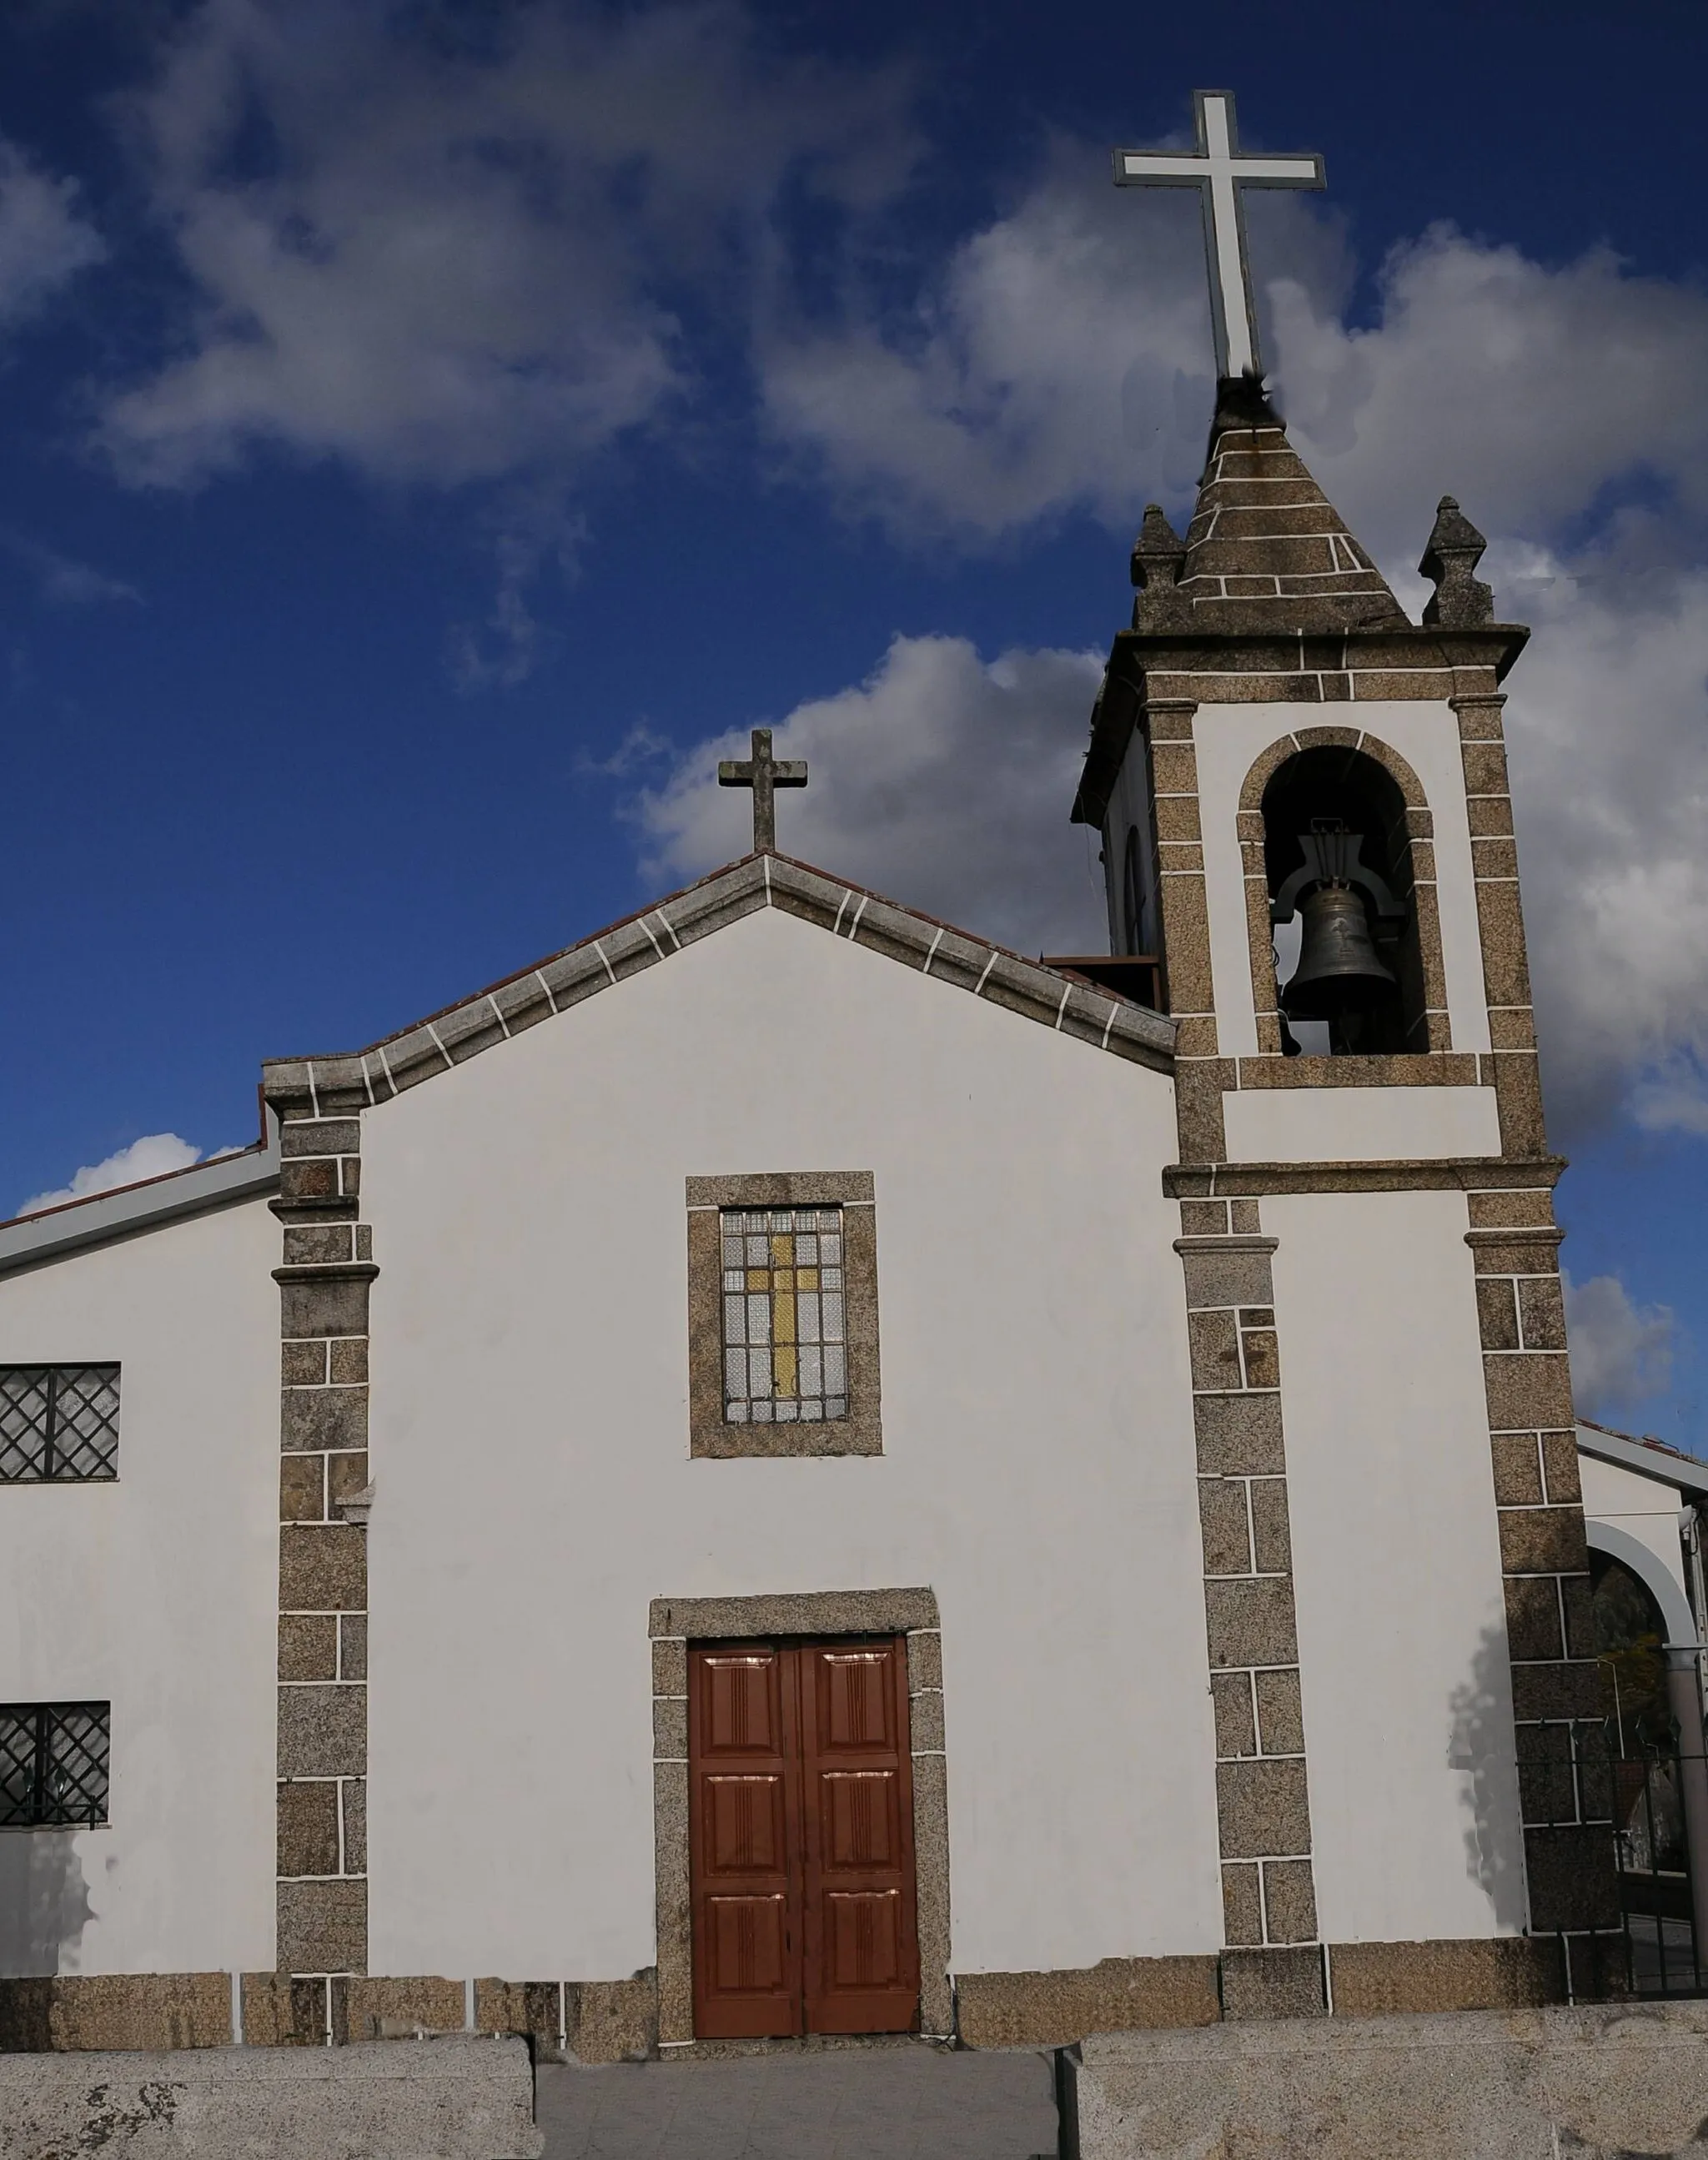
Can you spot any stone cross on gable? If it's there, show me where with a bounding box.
[1114,90,1324,381]
[718,727,807,853]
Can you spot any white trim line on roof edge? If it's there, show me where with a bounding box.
[259,852,1177,1116]
[0,1113,282,1278]
[1577,1422,1708,1501]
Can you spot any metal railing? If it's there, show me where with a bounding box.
[1530,1707,1708,1999]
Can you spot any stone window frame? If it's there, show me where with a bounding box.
[1237,726,1452,1062]
[686,1173,882,1459]
[648,1586,950,2047]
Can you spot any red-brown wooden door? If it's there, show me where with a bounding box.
[689,1638,919,2039]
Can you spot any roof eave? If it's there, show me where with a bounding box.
[1577,1419,1708,1499]
[0,1114,282,1280]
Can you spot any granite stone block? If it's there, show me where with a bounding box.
[1505,1575,1565,1660]
[1198,1478,1253,1575]
[282,1387,369,1453]
[1194,1392,1288,1476]
[1216,1757,1312,1860]
[277,1779,340,1878]
[279,1613,339,1683]
[1261,1858,1319,1945]
[954,1957,1220,2047]
[1218,1945,1324,2020]
[1070,2002,1708,2160]
[1476,1278,1520,1352]
[343,1779,366,1872]
[1499,1505,1590,1576]
[1490,1434,1545,1507]
[1210,1671,1257,1760]
[1222,1863,1263,1946]
[278,1683,367,1779]
[1540,1429,1582,1504]
[279,1525,366,1611]
[1188,1310,1243,1392]
[1484,1352,1575,1433]
[277,1877,368,1975]
[1254,1666,1306,1757]
[1204,1578,1299,1670]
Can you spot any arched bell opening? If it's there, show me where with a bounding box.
[1261,746,1426,1056]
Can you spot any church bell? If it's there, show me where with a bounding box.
[1281,882,1396,1020]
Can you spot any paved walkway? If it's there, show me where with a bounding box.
[534,2046,1059,2160]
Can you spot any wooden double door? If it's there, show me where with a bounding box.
[688,1636,921,2038]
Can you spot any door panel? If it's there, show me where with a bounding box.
[824,1889,907,1988]
[690,1648,801,2037]
[799,1640,921,2034]
[705,1774,788,1873]
[821,1771,901,1866]
[706,1893,791,1994]
[690,1637,921,2039]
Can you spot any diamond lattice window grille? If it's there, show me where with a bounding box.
[0,1366,119,1482]
[0,1703,110,1826]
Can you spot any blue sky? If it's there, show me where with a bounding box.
[3,0,1706,1444]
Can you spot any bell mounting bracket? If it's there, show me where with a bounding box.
[1270,822,1404,926]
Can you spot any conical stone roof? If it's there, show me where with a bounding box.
[1173,378,1407,635]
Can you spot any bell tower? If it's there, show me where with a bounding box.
[1078,95,1610,2019]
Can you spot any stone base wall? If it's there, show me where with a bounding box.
[0,1971,656,2062]
[0,1940,1578,2057]
[1070,2001,1708,2160]
[0,2034,537,2160]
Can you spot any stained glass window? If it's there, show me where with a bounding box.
[721,1208,847,1423]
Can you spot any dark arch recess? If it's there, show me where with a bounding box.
[1260,745,1431,1056]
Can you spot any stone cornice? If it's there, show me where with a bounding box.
[1163,1154,1567,1198]
[261,852,1176,1120]
[1073,620,1530,829]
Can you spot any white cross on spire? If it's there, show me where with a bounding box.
[1113,90,1324,381]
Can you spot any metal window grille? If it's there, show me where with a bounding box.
[0,1703,110,1826]
[0,1366,120,1482]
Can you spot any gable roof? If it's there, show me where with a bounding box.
[260,851,1175,1120]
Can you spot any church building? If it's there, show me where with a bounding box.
[0,93,1640,2058]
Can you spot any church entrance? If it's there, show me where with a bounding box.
[688,1636,922,2039]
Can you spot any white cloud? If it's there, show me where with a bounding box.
[1499,547,1708,1134]
[1565,1268,1675,1419]
[0,528,139,605]
[633,633,1108,956]
[758,146,1354,543]
[0,139,103,333]
[96,0,916,490]
[18,1133,218,1218]
[1272,237,1708,580]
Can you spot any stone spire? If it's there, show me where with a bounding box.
[1163,377,1408,635]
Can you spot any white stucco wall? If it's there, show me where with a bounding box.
[360,904,1222,1983]
[1222,1084,1504,1164]
[1268,1188,1528,1943]
[0,1198,279,1977]
[1190,700,1490,1057]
